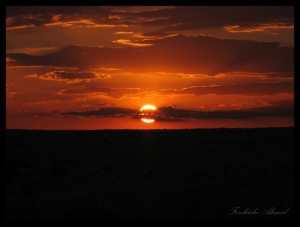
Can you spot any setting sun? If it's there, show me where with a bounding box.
[141,118,155,123]
[140,104,157,123]
[140,105,157,111]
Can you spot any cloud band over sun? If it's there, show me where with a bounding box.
[61,99,293,122]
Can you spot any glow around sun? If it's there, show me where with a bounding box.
[140,104,157,123]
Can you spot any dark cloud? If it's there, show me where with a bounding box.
[112,6,294,31]
[6,6,108,17]
[62,107,138,117]
[57,81,293,98]
[141,31,169,37]
[157,100,294,121]
[61,99,293,121]
[7,35,294,75]
[58,85,142,98]
[27,71,107,82]
[44,71,97,79]
[6,6,293,32]
[6,6,111,28]
[166,82,294,96]
[7,45,138,69]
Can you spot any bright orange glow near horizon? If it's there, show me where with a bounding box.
[6,6,294,129]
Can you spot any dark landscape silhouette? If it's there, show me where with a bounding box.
[6,128,294,221]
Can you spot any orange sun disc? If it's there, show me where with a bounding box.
[140,105,156,123]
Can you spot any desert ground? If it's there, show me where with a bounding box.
[6,128,294,221]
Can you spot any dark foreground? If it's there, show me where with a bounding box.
[6,128,294,221]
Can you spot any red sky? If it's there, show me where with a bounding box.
[6,6,294,129]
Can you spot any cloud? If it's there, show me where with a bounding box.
[223,23,294,33]
[113,31,135,35]
[6,57,15,63]
[62,107,138,117]
[6,6,108,17]
[6,6,130,30]
[164,82,294,96]
[111,6,294,31]
[6,46,58,55]
[112,39,153,47]
[7,35,294,75]
[26,71,109,83]
[56,81,293,98]
[113,30,172,39]
[60,99,293,121]
[6,6,294,32]
[58,85,143,98]
[218,72,294,78]
[157,100,293,121]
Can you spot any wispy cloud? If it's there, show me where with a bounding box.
[62,107,138,117]
[26,71,110,83]
[224,23,294,33]
[112,39,153,47]
[157,100,293,121]
[162,82,294,96]
[7,35,294,75]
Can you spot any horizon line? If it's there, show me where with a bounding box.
[6,127,294,131]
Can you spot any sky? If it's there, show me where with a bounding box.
[6,6,294,129]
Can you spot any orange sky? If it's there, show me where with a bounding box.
[6,6,294,129]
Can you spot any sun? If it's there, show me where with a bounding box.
[141,118,155,123]
[140,104,157,123]
[140,104,157,112]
